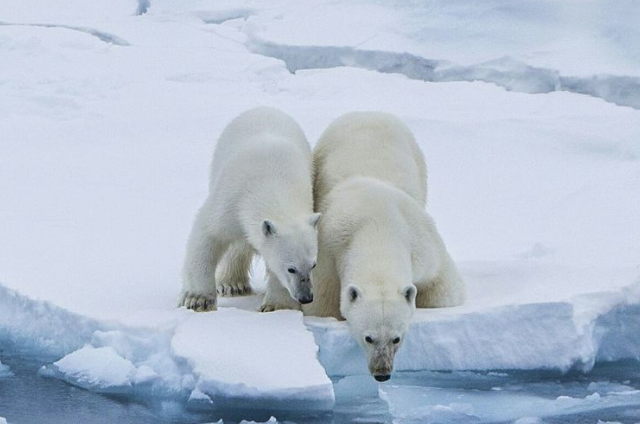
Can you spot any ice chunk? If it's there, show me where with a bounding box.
[172,308,334,410]
[513,419,546,424]
[39,324,194,397]
[49,346,137,392]
[188,388,213,404]
[0,417,7,424]
[240,418,277,424]
[0,360,12,377]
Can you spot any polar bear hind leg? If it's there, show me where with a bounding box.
[415,254,465,308]
[216,241,254,297]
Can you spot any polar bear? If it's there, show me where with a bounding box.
[304,112,465,381]
[179,107,320,312]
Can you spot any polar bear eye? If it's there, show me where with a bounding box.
[392,337,401,344]
[365,336,374,344]
[287,268,297,274]
[311,263,317,269]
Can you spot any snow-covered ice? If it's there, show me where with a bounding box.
[242,0,640,109]
[172,309,333,409]
[309,264,640,375]
[49,345,140,391]
[0,285,106,358]
[1,0,640,418]
[34,305,334,410]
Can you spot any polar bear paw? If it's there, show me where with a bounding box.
[217,280,253,297]
[260,301,301,313]
[180,291,217,312]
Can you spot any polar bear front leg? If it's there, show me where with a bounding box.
[216,241,254,297]
[260,270,301,312]
[180,211,229,311]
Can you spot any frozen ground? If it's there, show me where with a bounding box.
[1,0,640,422]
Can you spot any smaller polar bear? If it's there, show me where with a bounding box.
[304,112,465,381]
[180,107,320,312]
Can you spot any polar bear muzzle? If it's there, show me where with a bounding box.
[291,272,314,304]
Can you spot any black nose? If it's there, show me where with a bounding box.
[298,295,313,304]
[374,374,390,382]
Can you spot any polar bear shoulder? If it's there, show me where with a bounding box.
[313,111,427,210]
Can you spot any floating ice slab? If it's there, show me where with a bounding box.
[171,308,334,410]
[38,305,334,410]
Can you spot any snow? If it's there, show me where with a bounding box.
[1,0,640,415]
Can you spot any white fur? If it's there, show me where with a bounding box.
[304,112,465,380]
[180,107,319,312]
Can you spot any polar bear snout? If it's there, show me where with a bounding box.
[298,294,313,304]
[293,273,314,304]
[368,345,395,381]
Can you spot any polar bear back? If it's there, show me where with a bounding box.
[209,107,312,191]
[205,107,314,240]
[313,112,427,211]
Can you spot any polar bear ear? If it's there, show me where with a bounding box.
[309,213,322,229]
[262,220,277,237]
[347,285,362,303]
[402,285,417,305]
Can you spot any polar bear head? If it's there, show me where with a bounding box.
[341,284,417,381]
[260,213,321,304]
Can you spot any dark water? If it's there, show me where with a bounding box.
[1,356,639,424]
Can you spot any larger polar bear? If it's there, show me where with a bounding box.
[180,107,320,312]
[304,112,465,381]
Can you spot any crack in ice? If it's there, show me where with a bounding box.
[0,22,129,46]
[248,39,640,110]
